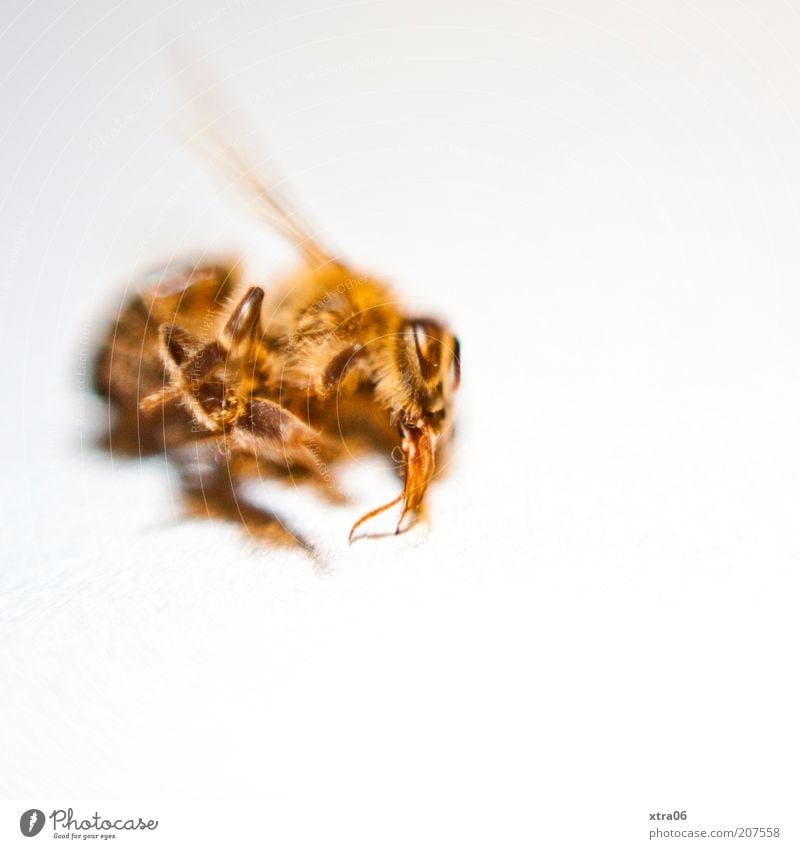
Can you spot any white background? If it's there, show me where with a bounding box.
[1,1,799,846]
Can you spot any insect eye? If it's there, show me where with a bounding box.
[405,318,443,380]
[450,336,461,390]
[411,321,425,362]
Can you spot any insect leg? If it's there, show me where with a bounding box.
[219,286,265,362]
[228,397,335,477]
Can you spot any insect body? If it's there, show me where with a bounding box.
[94,145,460,542]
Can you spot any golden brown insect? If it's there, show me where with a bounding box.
[93,138,460,543]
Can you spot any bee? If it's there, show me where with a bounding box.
[93,136,460,543]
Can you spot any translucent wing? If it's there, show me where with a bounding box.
[189,129,336,268]
[170,50,339,268]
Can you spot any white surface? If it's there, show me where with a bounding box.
[1,0,799,845]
